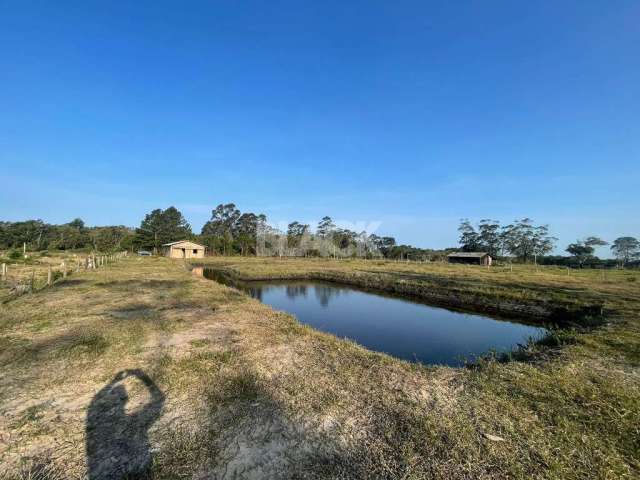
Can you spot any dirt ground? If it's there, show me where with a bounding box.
[1,256,639,479]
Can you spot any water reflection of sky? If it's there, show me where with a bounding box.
[202,270,547,367]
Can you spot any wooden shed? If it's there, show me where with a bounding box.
[447,252,492,266]
[162,240,206,259]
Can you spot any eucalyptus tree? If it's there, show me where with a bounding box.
[201,203,241,255]
[235,212,267,255]
[201,203,241,237]
[501,218,556,263]
[478,219,502,257]
[611,237,640,266]
[369,234,396,257]
[566,236,608,267]
[458,219,481,252]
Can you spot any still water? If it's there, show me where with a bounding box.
[201,269,546,366]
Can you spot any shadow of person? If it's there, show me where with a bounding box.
[86,369,165,479]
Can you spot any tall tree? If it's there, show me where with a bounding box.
[478,219,502,257]
[89,226,134,252]
[331,228,357,250]
[53,219,90,250]
[611,237,640,266]
[566,236,608,267]
[200,203,241,255]
[0,219,50,250]
[458,219,481,252]
[501,218,556,263]
[201,204,241,237]
[316,216,336,238]
[531,224,557,263]
[369,234,396,257]
[287,221,309,248]
[235,212,267,255]
[136,207,192,253]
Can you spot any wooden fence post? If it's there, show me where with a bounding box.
[62,261,67,278]
[47,266,52,286]
[1,263,6,281]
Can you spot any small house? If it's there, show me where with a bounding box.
[162,240,206,259]
[447,252,492,266]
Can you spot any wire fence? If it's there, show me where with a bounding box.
[0,251,128,298]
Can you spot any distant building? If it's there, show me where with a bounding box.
[162,240,206,259]
[447,252,492,266]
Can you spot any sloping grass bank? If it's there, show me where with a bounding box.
[193,258,612,326]
[1,257,638,479]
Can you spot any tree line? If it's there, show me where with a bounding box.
[458,218,640,267]
[0,204,443,260]
[3,207,638,266]
[0,219,134,254]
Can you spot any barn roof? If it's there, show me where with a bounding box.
[162,240,205,248]
[447,252,490,258]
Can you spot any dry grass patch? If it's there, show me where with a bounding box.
[1,256,639,479]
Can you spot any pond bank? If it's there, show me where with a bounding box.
[196,268,548,366]
[192,261,605,327]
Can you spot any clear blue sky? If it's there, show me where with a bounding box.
[1,1,638,254]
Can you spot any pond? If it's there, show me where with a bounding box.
[199,268,547,366]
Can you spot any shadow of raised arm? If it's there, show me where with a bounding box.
[125,368,165,426]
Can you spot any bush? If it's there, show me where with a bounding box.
[8,249,23,260]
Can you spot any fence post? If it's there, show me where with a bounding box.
[47,266,52,286]
[1,263,6,281]
[62,261,67,278]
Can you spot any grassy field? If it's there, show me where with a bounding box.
[1,255,639,479]
[0,250,118,299]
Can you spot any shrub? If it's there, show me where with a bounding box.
[8,249,23,260]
